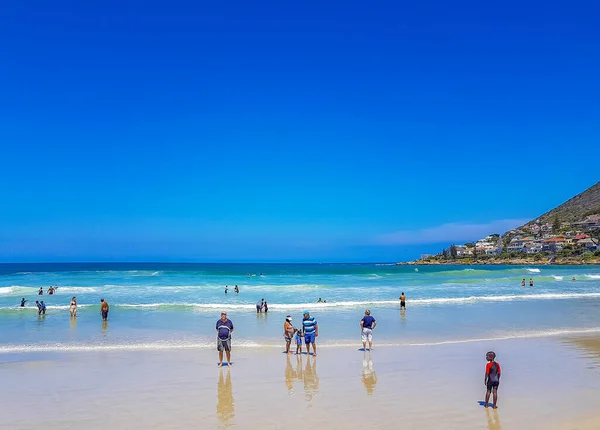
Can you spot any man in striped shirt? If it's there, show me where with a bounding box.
[302,310,319,356]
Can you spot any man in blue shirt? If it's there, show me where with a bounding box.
[216,312,234,367]
[360,309,377,351]
[302,311,318,356]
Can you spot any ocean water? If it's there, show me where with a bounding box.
[1,263,600,353]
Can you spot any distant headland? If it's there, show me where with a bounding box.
[400,181,600,266]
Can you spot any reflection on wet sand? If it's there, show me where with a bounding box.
[564,337,600,369]
[400,308,406,325]
[70,317,77,331]
[361,350,377,395]
[285,355,303,393]
[217,368,234,424]
[101,320,108,334]
[303,357,319,402]
[485,407,501,430]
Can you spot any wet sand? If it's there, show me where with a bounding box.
[1,336,600,430]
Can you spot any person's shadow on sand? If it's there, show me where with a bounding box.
[361,350,377,395]
[217,368,234,424]
[485,407,501,430]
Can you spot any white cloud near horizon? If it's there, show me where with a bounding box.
[373,219,530,246]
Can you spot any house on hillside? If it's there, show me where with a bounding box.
[574,233,590,241]
[455,245,473,258]
[541,223,553,233]
[524,241,543,254]
[542,237,565,252]
[576,238,598,251]
[572,215,600,230]
[530,224,541,234]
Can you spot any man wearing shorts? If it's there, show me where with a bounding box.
[302,311,318,356]
[256,299,264,313]
[100,298,109,321]
[360,309,377,350]
[216,312,234,367]
[399,292,406,309]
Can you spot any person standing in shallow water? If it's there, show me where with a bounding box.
[529,278,534,287]
[399,292,406,309]
[216,312,234,367]
[360,309,376,351]
[100,298,109,321]
[283,315,294,354]
[69,297,77,318]
[302,311,318,356]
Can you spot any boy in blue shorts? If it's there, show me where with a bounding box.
[302,311,318,356]
[295,327,303,355]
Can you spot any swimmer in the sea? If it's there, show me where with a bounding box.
[20,298,27,307]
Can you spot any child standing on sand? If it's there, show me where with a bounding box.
[295,328,303,355]
[484,351,501,409]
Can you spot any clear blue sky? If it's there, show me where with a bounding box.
[1,1,599,262]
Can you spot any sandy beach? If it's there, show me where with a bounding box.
[2,335,600,430]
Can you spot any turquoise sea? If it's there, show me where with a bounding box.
[1,263,600,353]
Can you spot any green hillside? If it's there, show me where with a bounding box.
[528,181,600,225]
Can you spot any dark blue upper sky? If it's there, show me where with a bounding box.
[1,0,599,262]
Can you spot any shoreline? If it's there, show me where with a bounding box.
[398,259,600,266]
[2,335,600,429]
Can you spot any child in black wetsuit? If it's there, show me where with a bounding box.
[484,351,501,409]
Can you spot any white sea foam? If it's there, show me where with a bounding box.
[552,276,564,281]
[0,339,262,354]
[526,268,541,273]
[57,292,600,311]
[585,274,600,280]
[0,286,36,295]
[3,291,600,313]
[0,285,98,296]
[54,287,98,293]
[1,327,599,354]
